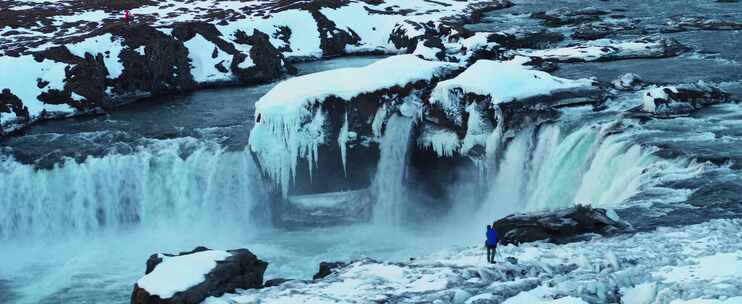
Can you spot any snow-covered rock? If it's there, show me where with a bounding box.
[493,205,629,246]
[612,73,645,91]
[210,218,742,304]
[640,82,732,115]
[430,58,596,125]
[517,37,688,62]
[248,55,460,196]
[131,247,267,304]
[427,58,598,157]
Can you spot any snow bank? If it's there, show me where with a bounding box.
[249,55,458,196]
[136,250,231,299]
[0,55,72,121]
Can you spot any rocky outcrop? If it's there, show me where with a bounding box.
[493,205,629,245]
[313,261,348,280]
[638,82,732,116]
[131,247,267,304]
[517,37,689,63]
[531,8,607,28]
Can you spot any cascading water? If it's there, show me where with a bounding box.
[477,121,697,220]
[0,137,267,241]
[372,114,415,225]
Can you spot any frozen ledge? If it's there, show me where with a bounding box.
[248,55,461,196]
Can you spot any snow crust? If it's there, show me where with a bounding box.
[136,250,231,299]
[211,219,742,304]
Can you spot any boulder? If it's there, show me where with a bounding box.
[131,247,267,304]
[313,261,348,280]
[493,205,629,245]
[263,278,293,288]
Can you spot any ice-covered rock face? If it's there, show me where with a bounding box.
[247,54,608,203]
[248,55,461,197]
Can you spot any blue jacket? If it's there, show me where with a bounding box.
[486,227,497,246]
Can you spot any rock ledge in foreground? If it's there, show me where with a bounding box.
[494,205,629,246]
[131,247,267,304]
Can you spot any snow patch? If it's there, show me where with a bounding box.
[136,250,232,299]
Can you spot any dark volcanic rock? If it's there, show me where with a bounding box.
[0,89,29,123]
[531,8,603,27]
[231,30,293,84]
[493,205,629,245]
[313,261,348,280]
[487,30,565,49]
[103,23,195,98]
[131,247,267,304]
[263,278,293,288]
[65,53,109,110]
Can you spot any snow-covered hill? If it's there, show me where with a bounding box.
[0,0,513,135]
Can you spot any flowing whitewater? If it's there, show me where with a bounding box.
[476,121,701,220]
[372,115,415,226]
[0,137,267,241]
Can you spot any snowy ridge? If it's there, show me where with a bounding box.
[209,218,742,304]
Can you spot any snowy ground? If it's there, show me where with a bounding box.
[209,219,742,304]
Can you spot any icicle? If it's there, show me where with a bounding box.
[372,104,388,139]
[338,112,349,177]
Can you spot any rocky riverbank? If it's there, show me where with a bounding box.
[0,0,514,136]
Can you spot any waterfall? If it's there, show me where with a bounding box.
[372,114,415,225]
[0,137,268,241]
[478,122,692,219]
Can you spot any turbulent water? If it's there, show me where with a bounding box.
[2,1,742,303]
[373,115,415,226]
[0,138,265,240]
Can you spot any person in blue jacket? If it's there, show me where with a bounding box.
[485,224,498,263]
